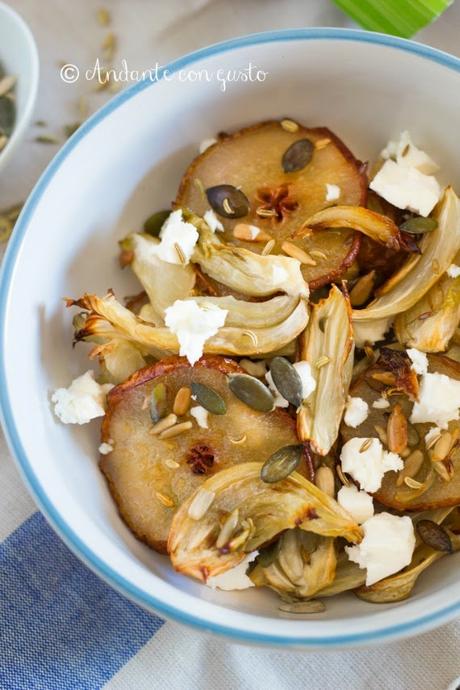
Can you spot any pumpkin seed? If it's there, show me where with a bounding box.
[269,357,303,407]
[0,96,15,137]
[416,519,452,553]
[400,217,438,235]
[143,209,170,236]
[282,138,314,173]
[150,382,167,423]
[228,373,274,412]
[260,444,303,483]
[191,382,226,415]
[205,184,249,219]
[279,600,326,614]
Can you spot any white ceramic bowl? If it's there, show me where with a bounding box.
[0,1,39,171]
[2,28,460,649]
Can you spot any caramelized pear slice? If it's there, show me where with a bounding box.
[168,462,362,581]
[101,356,300,552]
[341,352,460,511]
[176,121,367,288]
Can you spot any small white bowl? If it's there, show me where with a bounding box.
[0,1,39,171]
[2,28,460,649]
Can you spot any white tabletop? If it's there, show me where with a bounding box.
[2,2,460,688]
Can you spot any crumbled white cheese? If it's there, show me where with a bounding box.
[148,209,198,265]
[190,405,209,429]
[410,371,460,429]
[293,361,317,400]
[99,442,113,455]
[345,512,416,586]
[325,183,341,202]
[373,397,390,409]
[381,131,439,175]
[203,209,224,233]
[265,370,288,408]
[344,396,369,428]
[337,485,374,524]
[425,426,442,447]
[353,317,392,348]
[247,225,262,239]
[264,361,316,408]
[52,371,113,425]
[340,437,403,493]
[199,137,217,154]
[447,264,460,279]
[370,159,441,217]
[407,348,429,376]
[207,551,258,590]
[164,299,228,365]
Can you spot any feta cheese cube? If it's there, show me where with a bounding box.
[190,405,209,429]
[407,348,429,376]
[381,131,439,175]
[149,209,199,265]
[410,371,460,429]
[207,551,258,590]
[344,396,369,428]
[164,299,228,366]
[373,397,390,410]
[203,209,224,233]
[337,485,374,524]
[370,159,441,217]
[447,264,460,279]
[345,512,416,586]
[340,437,403,493]
[52,371,113,425]
[99,442,114,455]
[325,183,341,202]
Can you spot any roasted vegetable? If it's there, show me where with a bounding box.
[353,188,460,321]
[304,205,401,249]
[341,352,460,511]
[249,529,336,599]
[297,285,354,455]
[176,120,366,289]
[69,291,309,358]
[168,462,362,581]
[101,356,301,552]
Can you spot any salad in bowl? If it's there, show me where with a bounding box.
[51,117,460,613]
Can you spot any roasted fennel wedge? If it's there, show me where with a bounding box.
[249,529,336,599]
[168,462,362,581]
[304,205,402,249]
[69,291,309,358]
[297,285,354,455]
[353,187,460,321]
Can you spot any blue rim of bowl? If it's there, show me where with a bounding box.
[2,27,460,647]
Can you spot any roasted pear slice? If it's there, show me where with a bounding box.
[176,120,367,288]
[340,352,460,511]
[100,356,300,553]
[168,462,362,581]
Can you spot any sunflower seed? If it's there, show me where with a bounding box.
[143,209,170,236]
[396,449,424,486]
[404,477,424,489]
[400,217,437,235]
[228,373,274,412]
[239,358,267,378]
[282,139,314,173]
[279,600,325,614]
[416,519,452,553]
[281,240,317,265]
[349,271,376,307]
[191,382,227,415]
[315,466,335,497]
[280,118,299,133]
[432,431,453,461]
[260,444,303,483]
[269,356,303,407]
[188,488,215,520]
[173,386,192,416]
[150,382,167,423]
[216,508,239,548]
[229,434,247,445]
[206,184,249,219]
[151,413,177,435]
[233,223,270,242]
[433,461,451,482]
[159,421,193,439]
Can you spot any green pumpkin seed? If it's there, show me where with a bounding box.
[150,382,167,423]
[282,139,314,173]
[269,357,303,407]
[143,209,170,236]
[205,185,249,219]
[400,217,438,235]
[416,519,452,553]
[191,382,226,415]
[261,444,303,483]
[228,373,274,412]
[0,96,15,137]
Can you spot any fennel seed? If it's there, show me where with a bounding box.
[242,330,258,346]
[396,449,424,486]
[309,249,328,260]
[222,197,233,215]
[174,242,186,264]
[315,138,331,150]
[315,355,330,369]
[280,118,299,133]
[336,465,350,486]
[404,477,423,489]
[230,434,247,445]
[359,438,372,453]
[261,239,275,255]
[256,207,277,218]
[156,492,174,508]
